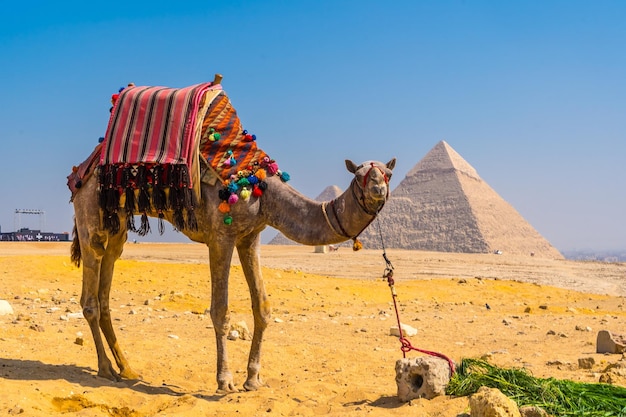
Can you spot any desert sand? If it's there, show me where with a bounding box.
[0,241,625,416]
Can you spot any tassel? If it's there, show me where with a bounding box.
[152,165,167,211]
[158,212,165,235]
[126,213,136,233]
[137,165,151,213]
[137,213,151,236]
[124,187,135,214]
[105,212,120,235]
[352,238,363,251]
[186,209,198,231]
[173,209,185,231]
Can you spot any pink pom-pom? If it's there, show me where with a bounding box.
[228,194,239,204]
[266,162,279,175]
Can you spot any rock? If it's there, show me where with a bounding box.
[596,330,626,354]
[599,360,626,385]
[469,386,521,417]
[519,406,548,417]
[578,357,595,369]
[0,300,14,316]
[74,337,84,346]
[229,321,252,341]
[390,323,418,337]
[395,356,453,401]
[227,330,240,340]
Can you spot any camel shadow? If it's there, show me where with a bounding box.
[366,395,405,409]
[0,358,224,401]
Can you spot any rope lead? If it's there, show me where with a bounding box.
[376,218,456,377]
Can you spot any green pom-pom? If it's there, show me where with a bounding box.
[223,215,233,225]
[214,132,221,140]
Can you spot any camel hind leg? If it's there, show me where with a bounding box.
[96,229,141,380]
[74,200,139,381]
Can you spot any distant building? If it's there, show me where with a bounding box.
[0,228,69,242]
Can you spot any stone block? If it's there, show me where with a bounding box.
[596,330,626,354]
[395,356,452,401]
[0,300,14,316]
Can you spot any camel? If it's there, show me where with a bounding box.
[70,154,396,392]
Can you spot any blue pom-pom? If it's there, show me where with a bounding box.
[280,171,290,182]
[247,175,259,185]
[251,134,257,141]
[98,137,104,143]
[118,87,125,92]
[227,182,239,193]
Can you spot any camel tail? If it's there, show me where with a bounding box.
[70,220,82,267]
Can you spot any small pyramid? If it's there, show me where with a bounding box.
[268,185,342,245]
[358,141,563,258]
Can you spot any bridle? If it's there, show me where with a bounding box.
[322,163,390,250]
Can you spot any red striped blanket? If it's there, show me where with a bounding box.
[101,82,218,170]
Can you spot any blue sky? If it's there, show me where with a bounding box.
[1,1,624,251]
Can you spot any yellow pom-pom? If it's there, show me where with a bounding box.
[240,188,251,200]
[352,238,363,251]
[218,201,231,213]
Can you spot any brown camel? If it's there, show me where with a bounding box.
[71,155,395,392]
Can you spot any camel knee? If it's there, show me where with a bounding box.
[256,300,272,329]
[82,305,99,322]
[210,307,230,335]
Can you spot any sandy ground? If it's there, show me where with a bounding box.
[0,241,625,416]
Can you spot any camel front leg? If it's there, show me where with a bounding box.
[97,230,141,380]
[237,234,271,391]
[208,241,237,392]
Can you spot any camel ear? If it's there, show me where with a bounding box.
[386,158,397,171]
[345,159,358,174]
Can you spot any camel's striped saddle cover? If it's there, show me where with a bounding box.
[67,80,289,235]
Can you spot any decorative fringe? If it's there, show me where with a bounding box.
[98,162,197,235]
[158,212,165,235]
[137,213,151,236]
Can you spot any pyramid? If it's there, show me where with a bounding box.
[268,185,343,245]
[357,141,563,258]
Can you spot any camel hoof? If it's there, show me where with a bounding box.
[97,366,121,382]
[120,368,141,380]
[216,377,238,393]
[243,377,265,391]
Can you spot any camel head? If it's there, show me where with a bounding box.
[345,158,396,215]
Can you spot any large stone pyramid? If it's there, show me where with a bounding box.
[357,141,563,258]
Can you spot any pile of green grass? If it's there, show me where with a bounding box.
[446,358,626,416]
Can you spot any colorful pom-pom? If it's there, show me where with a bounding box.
[252,186,263,197]
[218,189,230,200]
[218,201,230,213]
[72,166,78,173]
[352,238,363,251]
[256,169,267,181]
[280,171,290,182]
[258,181,268,191]
[247,175,259,185]
[266,162,279,175]
[236,177,250,187]
[227,182,239,193]
[223,215,233,225]
[240,188,251,200]
[228,193,239,204]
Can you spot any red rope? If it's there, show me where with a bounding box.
[385,268,456,377]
